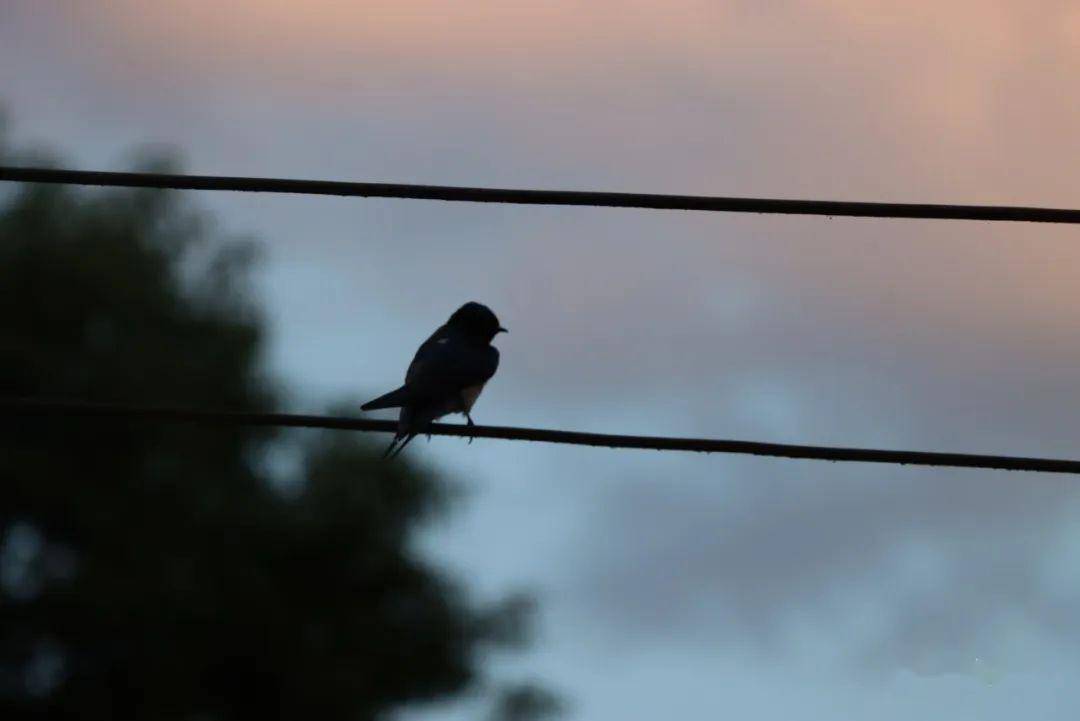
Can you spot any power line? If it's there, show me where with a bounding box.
[5,398,1079,474]
[2,166,1079,224]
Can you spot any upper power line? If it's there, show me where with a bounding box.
[6,398,1080,475]
[2,166,1079,224]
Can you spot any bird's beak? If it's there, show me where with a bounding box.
[497,326,509,334]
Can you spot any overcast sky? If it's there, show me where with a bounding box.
[4,2,1080,718]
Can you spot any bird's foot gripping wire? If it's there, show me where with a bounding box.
[466,413,475,444]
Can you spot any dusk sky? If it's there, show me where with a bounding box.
[4,2,1080,718]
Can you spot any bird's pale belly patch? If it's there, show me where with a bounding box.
[459,383,486,412]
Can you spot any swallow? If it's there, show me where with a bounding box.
[361,302,507,459]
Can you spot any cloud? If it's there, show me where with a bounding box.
[570,453,1080,674]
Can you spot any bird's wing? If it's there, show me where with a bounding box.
[405,324,450,385]
[360,385,410,411]
[361,326,453,411]
[405,331,499,402]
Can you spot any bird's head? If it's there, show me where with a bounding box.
[447,301,507,344]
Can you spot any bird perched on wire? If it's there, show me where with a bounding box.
[361,302,507,459]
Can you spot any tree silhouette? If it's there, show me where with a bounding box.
[0,128,544,720]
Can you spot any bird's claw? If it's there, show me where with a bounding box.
[466,414,475,444]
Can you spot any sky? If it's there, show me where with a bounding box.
[4,1,1080,718]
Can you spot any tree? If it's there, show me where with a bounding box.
[0,129,540,720]
[488,683,566,721]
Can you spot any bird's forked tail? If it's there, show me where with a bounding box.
[381,432,418,460]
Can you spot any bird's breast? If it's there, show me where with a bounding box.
[459,383,486,413]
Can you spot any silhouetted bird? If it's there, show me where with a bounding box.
[362,302,507,458]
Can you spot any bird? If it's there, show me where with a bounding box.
[361,302,507,459]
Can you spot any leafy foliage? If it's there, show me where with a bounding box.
[0,136,538,720]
